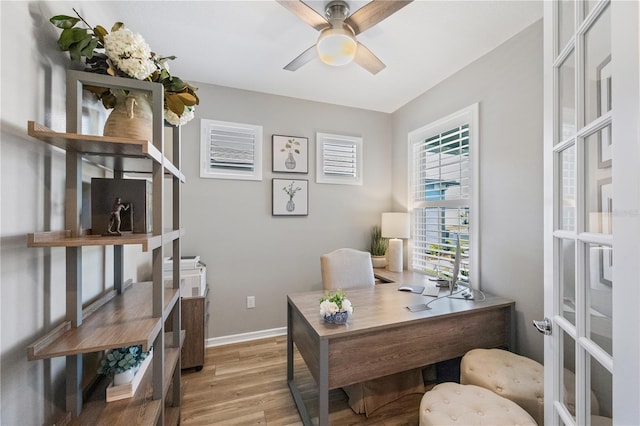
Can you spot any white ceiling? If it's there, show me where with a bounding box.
[100,1,542,113]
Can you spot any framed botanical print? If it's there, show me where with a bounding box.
[272,179,308,216]
[272,135,308,173]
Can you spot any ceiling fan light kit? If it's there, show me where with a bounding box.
[278,0,413,74]
[317,26,357,66]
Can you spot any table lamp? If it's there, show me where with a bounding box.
[381,212,410,272]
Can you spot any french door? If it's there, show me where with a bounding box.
[543,0,640,424]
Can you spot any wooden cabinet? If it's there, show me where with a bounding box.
[26,70,183,425]
[181,286,209,370]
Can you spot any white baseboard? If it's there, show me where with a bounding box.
[205,327,287,348]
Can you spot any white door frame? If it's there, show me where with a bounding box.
[610,1,640,423]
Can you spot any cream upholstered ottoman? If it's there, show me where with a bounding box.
[461,348,544,425]
[419,382,537,425]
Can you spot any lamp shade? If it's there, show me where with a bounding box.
[381,212,410,239]
[316,26,357,66]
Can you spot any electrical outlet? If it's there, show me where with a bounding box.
[247,296,256,309]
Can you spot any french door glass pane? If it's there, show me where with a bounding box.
[584,5,611,125]
[560,238,576,326]
[562,329,577,421]
[558,0,575,53]
[560,145,576,231]
[585,128,612,234]
[586,243,612,355]
[559,51,576,142]
[588,356,612,419]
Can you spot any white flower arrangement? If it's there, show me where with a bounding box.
[50,9,199,125]
[319,289,353,316]
[103,28,157,80]
[164,106,195,127]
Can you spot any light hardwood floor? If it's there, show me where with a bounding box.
[180,336,426,425]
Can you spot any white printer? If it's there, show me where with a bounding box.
[163,256,206,297]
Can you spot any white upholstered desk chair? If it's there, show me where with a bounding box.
[319,248,425,417]
[320,248,375,290]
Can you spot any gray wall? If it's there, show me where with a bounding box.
[391,20,544,362]
[180,84,392,338]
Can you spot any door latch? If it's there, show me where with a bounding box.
[533,318,552,335]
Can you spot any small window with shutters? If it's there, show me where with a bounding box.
[200,119,263,181]
[409,104,478,285]
[316,132,363,185]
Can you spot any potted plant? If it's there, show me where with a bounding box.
[319,289,353,324]
[98,345,150,386]
[370,225,388,268]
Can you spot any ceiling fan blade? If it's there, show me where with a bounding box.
[276,0,330,31]
[346,0,413,35]
[354,42,385,75]
[284,44,317,71]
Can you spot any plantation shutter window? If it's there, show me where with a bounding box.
[316,132,363,185]
[200,119,263,181]
[409,104,479,285]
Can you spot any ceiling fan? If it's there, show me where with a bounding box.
[277,0,413,74]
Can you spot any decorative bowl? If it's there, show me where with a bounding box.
[323,311,349,324]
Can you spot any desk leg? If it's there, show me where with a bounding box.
[287,301,313,426]
[319,339,329,426]
[287,301,293,382]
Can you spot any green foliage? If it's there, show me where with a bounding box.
[280,138,301,155]
[320,289,348,310]
[98,345,149,376]
[49,9,199,116]
[370,225,388,256]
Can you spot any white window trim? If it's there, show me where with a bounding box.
[407,103,479,286]
[316,132,363,185]
[200,118,263,181]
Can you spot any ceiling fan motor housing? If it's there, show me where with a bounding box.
[325,1,350,22]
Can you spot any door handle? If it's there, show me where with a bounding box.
[533,318,552,335]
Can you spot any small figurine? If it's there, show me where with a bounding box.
[107,197,130,235]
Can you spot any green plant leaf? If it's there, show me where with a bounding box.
[80,38,98,59]
[57,27,91,51]
[68,37,91,61]
[49,15,80,29]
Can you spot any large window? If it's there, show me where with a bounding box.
[409,104,478,285]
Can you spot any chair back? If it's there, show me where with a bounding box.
[320,248,375,290]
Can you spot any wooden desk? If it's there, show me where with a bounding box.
[286,274,514,426]
[373,267,437,285]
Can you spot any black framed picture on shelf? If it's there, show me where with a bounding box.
[272,179,308,216]
[272,135,308,173]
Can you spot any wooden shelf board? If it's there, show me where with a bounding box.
[70,357,161,426]
[28,283,179,360]
[27,121,182,179]
[27,229,183,252]
[28,121,161,162]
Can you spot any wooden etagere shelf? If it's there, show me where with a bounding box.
[27,229,184,252]
[27,121,185,181]
[26,70,184,425]
[27,283,179,360]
